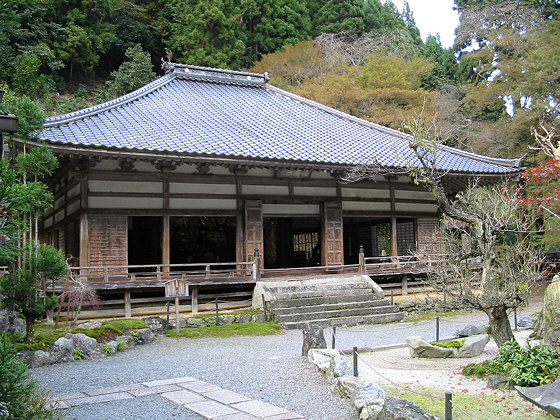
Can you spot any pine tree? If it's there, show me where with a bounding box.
[313,0,365,37]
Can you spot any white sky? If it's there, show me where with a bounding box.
[389,0,460,48]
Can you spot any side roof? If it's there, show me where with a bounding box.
[38,63,522,175]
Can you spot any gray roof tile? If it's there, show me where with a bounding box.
[39,64,521,174]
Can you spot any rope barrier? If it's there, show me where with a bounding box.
[355,352,476,420]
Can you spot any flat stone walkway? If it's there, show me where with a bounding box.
[53,376,304,420]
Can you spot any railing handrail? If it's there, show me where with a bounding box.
[67,261,253,271]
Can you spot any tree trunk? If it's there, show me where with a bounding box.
[25,316,34,343]
[486,306,515,347]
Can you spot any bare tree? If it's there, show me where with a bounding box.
[344,110,542,346]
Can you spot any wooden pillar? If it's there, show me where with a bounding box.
[402,276,408,296]
[390,216,398,259]
[79,213,89,272]
[124,289,131,317]
[162,215,170,273]
[191,287,198,314]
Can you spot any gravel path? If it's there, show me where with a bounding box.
[31,301,541,420]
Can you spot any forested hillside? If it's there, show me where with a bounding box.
[1,0,559,161]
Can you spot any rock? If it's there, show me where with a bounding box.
[453,334,489,358]
[379,395,438,420]
[516,379,560,417]
[455,325,480,337]
[406,336,453,358]
[15,350,34,367]
[142,316,168,334]
[168,318,186,328]
[351,382,386,419]
[117,335,135,349]
[65,333,106,359]
[302,323,327,356]
[52,337,75,363]
[106,340,119,354]
[33,350,57,367]
[487,375,510,390]
[186,318,206,328]
[308,349,341,373]
[328,352,352,383]
[542,274,560,352]
[517,315,534,329]
[251,314,266,323]
[333,375,366,398]
[218,315,235,325]
[235,313,253,324]
[0,308,25,335]
[78,320,102,329]
[135,328,154,344]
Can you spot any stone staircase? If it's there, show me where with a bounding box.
[253,275,404,329]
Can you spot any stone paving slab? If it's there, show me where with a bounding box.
[142,376,197,387]
[65,391,134,407]
[185,399,240,418]
[203,389,253,405]
[51,376,304,419]
[231,400,292,417]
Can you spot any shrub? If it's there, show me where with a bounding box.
[116,338,128,352]
[72,348,84,360]
[462,360,504,378]
[102,343,113,355]
[0,333,61,419]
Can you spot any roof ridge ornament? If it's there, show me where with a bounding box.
[163,62,269,86]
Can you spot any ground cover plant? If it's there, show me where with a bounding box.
[463,339,559,387]
[0,333,61,419]
[166,321,283,338]
[433,338,465,349]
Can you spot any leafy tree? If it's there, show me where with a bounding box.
[104,44,156,97]
[314,0,365,37]
[0,89,45,138]
[244,0,311,59]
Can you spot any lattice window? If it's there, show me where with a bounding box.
[397,220,416,256]
[292,232,319,260]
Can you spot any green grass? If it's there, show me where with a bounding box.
[462,360,505,378]
[404,310,470,323]
[13,319,147,352]
[384,386,549,419]
[166,321,283,338]
[433,338,465,349]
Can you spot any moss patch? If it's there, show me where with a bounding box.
[187,309,262,320]
[462,360,505,378]
[433,338,465,349]
[384,386,549,419]
[404,310,470,323]
[166,321,283,338]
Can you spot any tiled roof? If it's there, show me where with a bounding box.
[39,64,522,175]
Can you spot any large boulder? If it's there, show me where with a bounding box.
[52,337,75,363]
[541,275,560,352]
[516,379,560,418]
[142,316,168,334]
[186,317,206,328]
[0,308,25,335]
[308,348,341,373]
[378,395,438,420]
[453,334,489,358]
[302,323,327,356]
[406,336,453,358]
[235,313,253,324]
[135,328,155,345]
[65,333,106,359]
[455,325,480,338]
[333,375,366,399]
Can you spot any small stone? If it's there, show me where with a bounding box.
[218,315,235,325]
[488,375,510,390]
[516,316,534,329]
[380,395,438,419]
[251,314,265,323]
[333,375,365,398]
[235,314,253,324]
[302,323,327,356]
[186,318,206,328]
[65,333,106,359]
[327,354,353,383]
[351,382,386,419]
[78,320,102,329]
[0,308,25,335]
[117,335,135,348]
[15,350,34,367]
[308,349,340,373]
[135,328,154,345]
[142,317,168,334]
[33,350,57,367]
[455,325,480,337]
[106,340,119,354]
[168,318,186,328]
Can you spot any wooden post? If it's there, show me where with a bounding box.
[205,264,211,279]
[162,215,170,275]
[191,287,198,314]
[358,245,365,275]
[124,289,131,318]
[253,248,261,281]
[402,276,408,296]
[175,296,180,334]
[390,216,398,263]
[79,213,89,274]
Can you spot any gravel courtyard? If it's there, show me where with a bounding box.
[31,299,542,420]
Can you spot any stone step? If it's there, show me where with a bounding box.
[271,293,377,309]
[281,312,405,329]
[274,305,400,323]
[264,282,370,294]
[272,288,374,301]
[272,300,391,315]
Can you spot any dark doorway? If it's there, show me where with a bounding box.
[343,217,392,263]
[263,217,321,268]
[128,216,162,267]
[170,217,236,264]
[396,218,416,256]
